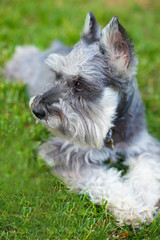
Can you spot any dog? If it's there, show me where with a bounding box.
[5,12,160,226]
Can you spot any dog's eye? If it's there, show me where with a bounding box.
[74,81,84,91]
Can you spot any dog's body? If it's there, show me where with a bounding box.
[5,12,160,226]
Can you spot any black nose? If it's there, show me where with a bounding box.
[32,106,46,119]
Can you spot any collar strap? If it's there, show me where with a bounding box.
[104,90,134,150]
[116,90,134,121]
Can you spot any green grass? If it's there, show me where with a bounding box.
[1,0,160,239]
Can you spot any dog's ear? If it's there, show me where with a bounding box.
[82,11,101,44]
[101,17,135,71]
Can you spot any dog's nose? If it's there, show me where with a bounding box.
[32,106,46,119]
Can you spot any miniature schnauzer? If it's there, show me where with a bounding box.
[5,12,160,226]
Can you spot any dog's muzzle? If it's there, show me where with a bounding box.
[29,95,46,120]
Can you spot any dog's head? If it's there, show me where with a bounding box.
[30,12,137,149]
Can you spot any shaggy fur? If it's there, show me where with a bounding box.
[5,12,160,226]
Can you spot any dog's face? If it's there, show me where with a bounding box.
[30,12,137,149]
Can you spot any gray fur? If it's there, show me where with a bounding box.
[5,12,160,226]
[82,11,101,44]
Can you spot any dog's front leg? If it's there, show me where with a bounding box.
[39,137,154,226]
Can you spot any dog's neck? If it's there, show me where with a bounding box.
[105,85,147,148]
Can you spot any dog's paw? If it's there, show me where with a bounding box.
[107,203,154,226]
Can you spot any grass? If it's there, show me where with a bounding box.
[1,0,160,239]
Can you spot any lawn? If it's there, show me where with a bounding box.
[1,0,160,239]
